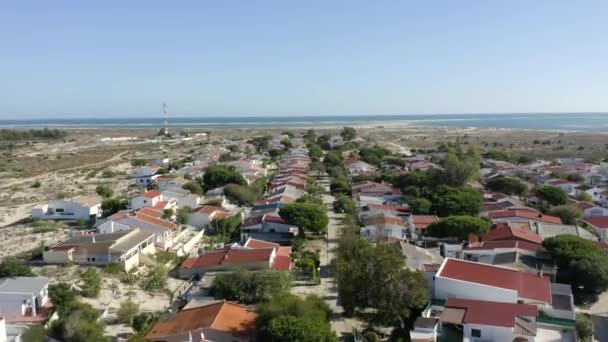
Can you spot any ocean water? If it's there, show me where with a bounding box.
[1,113,608,132]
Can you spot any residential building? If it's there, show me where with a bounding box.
[31,195,101,221]
[187,206,231,230]
[488,209,562,225]
[241,213,298,244]
[0,277,50,324]
[98,211,177,249]
[44,228,155,270]
[145,301,257,342]
[130,165,162,186]
[583,216,608,241]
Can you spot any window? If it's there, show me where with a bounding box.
[471,329,481,338]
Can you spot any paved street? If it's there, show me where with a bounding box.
[291,188,361,339]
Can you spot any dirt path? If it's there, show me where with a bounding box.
[0,151,129,190]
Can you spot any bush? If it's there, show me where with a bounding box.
[31,180,41,188]
[140,266,167,291]
[81,268,102,297]
[132,312,161,334]
[576,313,593,342]
[101,197,128,216]
[0,257,34,277]
[117,298,140,324]
[549,205,581,225]
[95,185,114,198]
[104,263,123,275]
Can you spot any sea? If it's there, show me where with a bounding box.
[2,113,608,132]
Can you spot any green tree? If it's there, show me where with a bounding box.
[485,177,527,196]
[101,197,128,217]
[427,216,491,240]
[409,198,431,215]
[80,268,102,297]
[543,235,608,294]
[440,149,480,187]
[323,150,343,167]
[333,194,357,215]
[49,283,78,314]
[210,269,292,304]
[224,183,257,206]
[49,301,108,342]
[359,145,391,166]
[576,313,594,342]
[22,325,46,342]
[95,185,114,198]
[308,144,323,162]
[183,181,203,195]
[340,127,357,142]
[0,257,34,277]
[330,177,350,195]
[176,207,191,224]
[535,185,568,206]
[430,186,483,217]
[132,312,161,334]
[117,298,140,324]
[162,208,174,219]
[212,215,242,241]
[203,165,247,190]
[140,265,167,291]
[249,135,272,153]
[280,138,293,149]
[279,202,329,235]
[549,205,581,225]
[257,294,335,342]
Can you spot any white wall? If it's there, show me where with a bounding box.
[463,323,520,342]
[98,221,131,234]
[434,276,518,304]
[32,200,96,221]
[187,213,212,229]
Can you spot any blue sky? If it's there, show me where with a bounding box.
[1,1,607,119]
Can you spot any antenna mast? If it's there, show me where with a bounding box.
[162,102,168,133]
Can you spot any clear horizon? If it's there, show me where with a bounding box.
[1,1,607,119]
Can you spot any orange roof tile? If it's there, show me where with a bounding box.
[142,190,162,198]
[134,213,176,230]
[146,301,256,339]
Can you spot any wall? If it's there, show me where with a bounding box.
[0,293,31,316]
[43,249,72,264]
[187,213,211,229]
[434,276,518,304]
[463,323,520,342]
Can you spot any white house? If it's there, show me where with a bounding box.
[156,176,189,191]
[187,206,231,229]
[346,160,377,175]
[98,212,177,250]
[574,184,605,202]
[130,165,162,186]
[0,277,49,320]
[131,190,163,210]
[32,195,101,221]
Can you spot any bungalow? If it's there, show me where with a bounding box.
[131,190,163,210]
[433,258,575,324]
[145,301,256,342]
[187,206,231,230]
[361,214,407,241]
[32,195,102,221]
[407,215,439,239]
[583,216,608,241]
[156,176,189,191]
[43,228,155,271]
[180,247,276,278]
[130,165,162,186]
[0,277,50,324]
[240,213,298,244]
[488,209,562,225]
[439,299,539,342]
[346,159,377,176]
[98,212,177,249]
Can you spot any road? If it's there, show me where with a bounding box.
[291,188,361,339]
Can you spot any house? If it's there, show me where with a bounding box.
[180,247,276,278]
[544,179,580,195]
[361,214,407,241]
[583,205,608,217]
[98,212,177,249]
[130,165,162,186]
[187,206,231,230]
[243,238,292,271]
[131,190,163,210]
[583,216,608,241]
[44,228,155,270]
[240,213,298,244]
[488,209,562,225]
[532,222,598,242]
[439,298,538,342]
[407,215,439,239]
[433,258,576,332]
[32,195,102,221]
[346,159,377,176]
[0,277,50,324]
[145,301,256,342]
[391,240,444,271]
[481,222,543,245]
[574,184,605,202]
[162,188,201,209]
[156,176,189,191]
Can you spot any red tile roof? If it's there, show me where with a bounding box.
[136,207,164,219]
[244,238,280,250]
[146,301,256,339]
[364,216,406,227]
[134,213,176,230]
[437,259,552,304]
[272,255,292,270]
[444,298,537,327]
[412,215,439,230]
[465,240,545,253]
[193,205,228,215]
[584,216,608,229]
[142,190,162,198]
[570,201,596,211]
[483,224,543,245]
[181,248,274,269]
[152,200,169,209]
[489,209,562,224]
